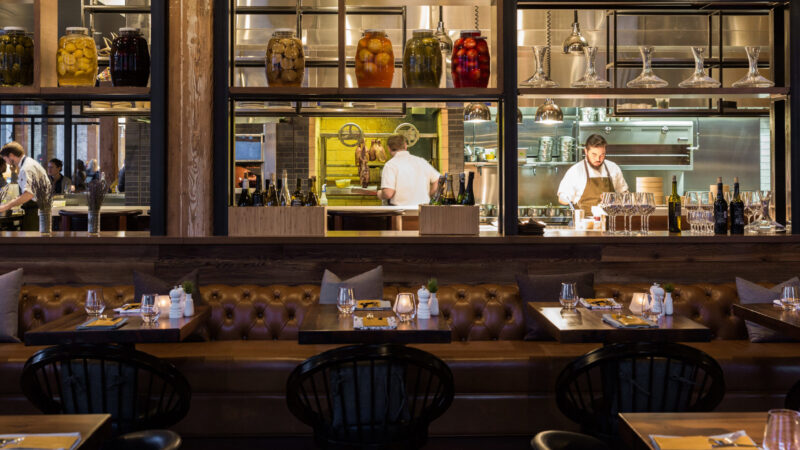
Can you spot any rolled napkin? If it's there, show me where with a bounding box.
[353,315,397,330]
[651,430,755,449]
[602,313,657,329]
[579,298,621,309]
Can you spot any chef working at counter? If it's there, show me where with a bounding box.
[557,134,629,214]
[375,134,441,207]
[0,141,49,213]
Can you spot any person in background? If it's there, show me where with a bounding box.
[47,158,72,194]
[0,141,49,213]
[85,159,99,184]
[117,164,126,193]
[557,134,629,215]
[376,134,441,207]
[73,160,87,192]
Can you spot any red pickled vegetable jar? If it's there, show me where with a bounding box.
[452,30,490,88]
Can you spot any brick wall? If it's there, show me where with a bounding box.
[276,117,310,186]
[446,108,465,174]
[124,121,150,206]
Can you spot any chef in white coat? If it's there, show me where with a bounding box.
[557,134,629,215]
[377,134,440,207]
[0,141,49,213]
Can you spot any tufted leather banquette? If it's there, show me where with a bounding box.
[3,282,797,441]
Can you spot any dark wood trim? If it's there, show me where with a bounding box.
[150,0,168,236]
[790,2,800,233]
[213,0,231,235]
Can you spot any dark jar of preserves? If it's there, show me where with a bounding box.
[0,27,34,87]
[110,28,150,87]
[452,30,489,88]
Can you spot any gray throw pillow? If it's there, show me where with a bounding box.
[0,268,23,343]
[320,266,383,305]
[133,269,201,305]
[736,276,800,343]
[516,271,594,341]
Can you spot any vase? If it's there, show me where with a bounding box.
[430,292,439,316]
[678,47,720,88]
[732,46,774,88]
[38,210,52,236]
[664,292,674,315]
[184,293,195,317]
[87,210,100,235]
[572,46,610,88]
[522,46,558,87]
[627,46,669,88]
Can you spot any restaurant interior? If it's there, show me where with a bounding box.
[0,0,800,449]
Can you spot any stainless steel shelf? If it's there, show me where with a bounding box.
[518,87,788,100]
[234,57,403,69]
[234,6,405,15]
[83,5,151,14]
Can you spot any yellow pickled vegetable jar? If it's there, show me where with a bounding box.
[57,27,98,87]
[265,29,304,87]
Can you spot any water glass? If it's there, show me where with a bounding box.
[85,289,105,316]
[763,409,800,450]
[559,282,579,309]
[141,294,159,325]
[781,286,800,311]
[393,292,416,322]
[337,287,356,315]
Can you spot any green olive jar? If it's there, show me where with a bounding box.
[403,29,442,88]
[0,27,34,86]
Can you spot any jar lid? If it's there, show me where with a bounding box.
[364,29,385,33]
[460,29,481,35]
[413,29,433,34]
[3,27,25,32]
[66,27,89,33]
[274,28,295,34]
[119,27,139,33]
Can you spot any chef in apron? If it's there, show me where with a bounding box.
[557,134,629,215]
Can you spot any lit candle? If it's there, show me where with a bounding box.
[394,293,416,322]
[157,295,171,312]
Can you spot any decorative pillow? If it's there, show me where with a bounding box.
[736,276,800,343]
[516,271,594,340]
[133,269,201,305]
[320,266,383,305]
[0,268,23,343]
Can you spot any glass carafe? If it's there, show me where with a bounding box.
[355,29,394,88]
[522,46,558,87]
[732,46,775,88]
[572,46,610,88]
[627,46,668,88]
[679,47,720,88]
[57,27,98,87]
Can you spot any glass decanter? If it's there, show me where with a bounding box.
[732,46,775,88]
[627,46,668,88]
[522,46,558,88]
[572,46,610,88]
[679,47,720,88]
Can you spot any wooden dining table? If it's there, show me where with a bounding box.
[0,414,112,450]
[619,412,766,450]
[733,303,800,339]
[528,302,712,343]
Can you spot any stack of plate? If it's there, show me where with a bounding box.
[636,177,664,205]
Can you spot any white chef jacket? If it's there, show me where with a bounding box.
[380,151,440,207]
[17,156,49,196]
[557,158,629,205]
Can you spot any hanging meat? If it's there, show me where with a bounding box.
[357,140,370,188]
[368,139,378,161]
[374,139,386,162]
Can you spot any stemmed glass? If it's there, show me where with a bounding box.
[620,192,637,235]
[678,47,721,88]
[600,192,618,234]
[85,289,105,316]
[141,293,159,325]
[781,286,800,311]
[685,191,700,234]
[733,46,775,88]
[637,192,656,234]
[337,287,355,315]
[763,409,800,450]
[559,282,579,309]
[572,47,611,88]
[627,47,669,88]
[744,191,762,234]
[698,191,714,235]
[757,190,775,234]
[522,46,558,87]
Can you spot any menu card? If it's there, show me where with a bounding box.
[601,313,657,329]
[353,315,397,330]
[0,432,81,450]
[77,317,127,330]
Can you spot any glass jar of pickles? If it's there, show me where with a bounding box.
[0,27,34,87]
[111,28,150,87]
[403,29,442,88]
[452,30,490,88]
[57,27,98,87]
[355,29,394,88]
[266,29,304,87]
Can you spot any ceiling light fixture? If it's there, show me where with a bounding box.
[534,98,563,124]
[562,10,588,55]
[464,103,492,122]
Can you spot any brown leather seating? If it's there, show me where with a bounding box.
[2,282,797,440]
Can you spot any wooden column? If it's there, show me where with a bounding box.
[167,0,214,236]
[98,117,118,184]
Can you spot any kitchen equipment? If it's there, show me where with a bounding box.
[518,206,529,217]
[518,147,528,163]
[473,146,485,161]
[546,203,562,217]
[452,30,489,88]
[529,206,547,217]
[596,108,607,122]
[403,29,442,88]
[57,27,98,87]
[355,29,394,88]
[559,136,575,162]
[0,27,33,86]
[464,145,475,162]
[484,148,496,161]
[580,107,595,122]
[266,29,304,87]
[110,28,150,87]
[636,177,665,205]
[335,179,351,188]
[538,137,554,162]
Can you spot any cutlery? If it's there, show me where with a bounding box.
[0,437,23,448]
[709,437,759,448]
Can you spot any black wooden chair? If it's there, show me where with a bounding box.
[531,430,610,450]
[785,379,800,410]
[101,430,182,450]
[20,344,191,437]
[555,342,725,442]
[286,343,454,449]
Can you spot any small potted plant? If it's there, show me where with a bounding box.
[427,278,439,316]
[181,281,195,317]
[663,283,675,315]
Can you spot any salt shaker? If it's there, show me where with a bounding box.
[169,286,183,319]
[417,286,431,320]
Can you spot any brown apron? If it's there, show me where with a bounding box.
[578,159,615,215]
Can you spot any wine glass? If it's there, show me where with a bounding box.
[678,47,721,88]
[698,191,714,235]
[600,192,618,234]
[744,191,762,234]
[620,192,636,235]
[85,289,105,316]
[758,190,775,234]
[627,47,669,88]
[638,192,656,234]
[763,409,800,450]
[559,282,579,309]
[685,192,699,234]
[141,294,159,325]
[337,287,355,315]
[781,286,800,311]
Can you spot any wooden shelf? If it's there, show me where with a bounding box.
[39,87,150,101]
[518,87,788,100]
[229,87,503,102]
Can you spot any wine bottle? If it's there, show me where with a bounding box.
[251,176,264,207]
[304,177,318,206]
[266,175,278,206]
[237,176,252,207]
[319,183,329,206]
[667,175,681,233]
[462,171,475,205]
[456,172,466,204]
[443,174,457,205]
[280,170,291,206]
[291,178,304,206]
[713,177,728,235]
[730,176,745,235]
[430,175,446,205]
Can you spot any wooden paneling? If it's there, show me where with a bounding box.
[228,206,327,237]
[98,117,117,182]
[167,0,214,237]
[419,205,480,235]
[34,0,58,88]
